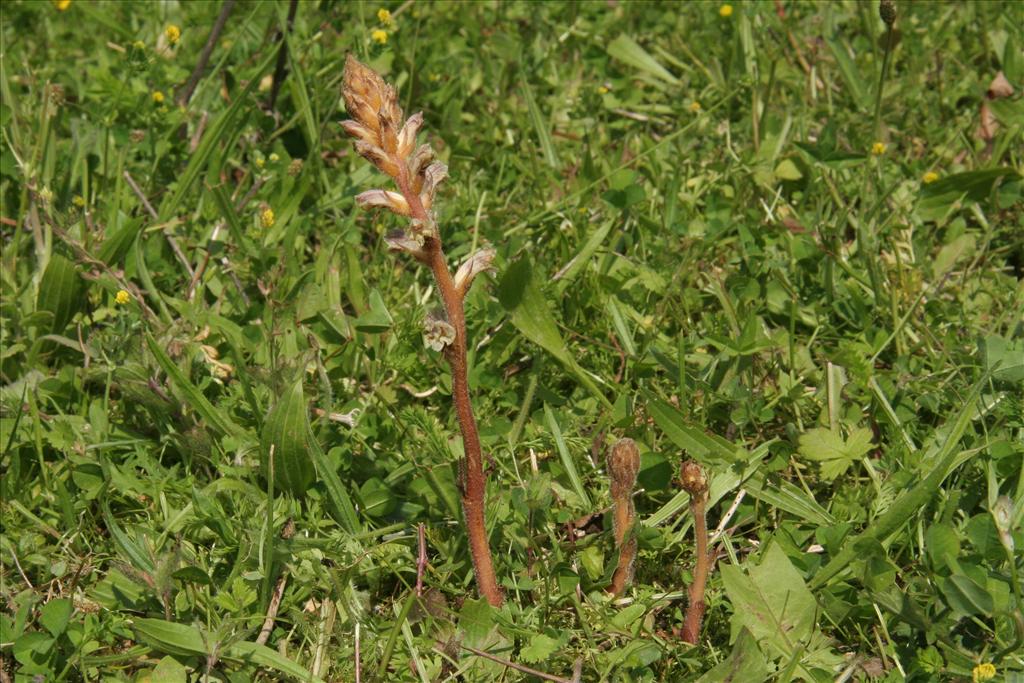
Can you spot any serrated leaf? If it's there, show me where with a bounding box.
[797,427,873,480]
[520,631,566,663]
[696,628,768,683]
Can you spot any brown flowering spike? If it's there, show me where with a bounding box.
[607,438,641,597]
[341,55,503,606]
[680,459,711,644]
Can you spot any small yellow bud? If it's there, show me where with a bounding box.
[871,141,887,156]
[152,90,165,104]
[922,171,939,184]
[719,4,733,17]
[165,24,181,45]
[269,153,280,163]
[72,195,86,207]
[377,8,392,25]
[54,0,71,10]
[261,207,275,229]
[255,157,265,170]
[133,40,146,51]
[689,101,701,112]
[597,85,609,95]
[371,29,388,45]
[115,290,131,305]
[38,187,54,205]
[972,663,996,682]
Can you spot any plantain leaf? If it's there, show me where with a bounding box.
[607,34,680,86]
[261,377,314,497]
[36,253,84,334]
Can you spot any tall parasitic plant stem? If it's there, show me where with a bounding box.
[680,460,711,644]
[341,56,502,606]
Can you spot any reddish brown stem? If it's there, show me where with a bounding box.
[681,491,710,643]
[397,169,503,607]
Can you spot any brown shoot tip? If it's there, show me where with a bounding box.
[680,460,708,498]
[607,437,640,500]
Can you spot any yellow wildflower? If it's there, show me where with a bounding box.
[269,153,280,163]
[38,187,54,205]
[115,290,131,305]
[972,663,996,682]
[922,171,939,184]
[72,195,86,207]
[255,157,265,170]
[261,207,275,229]
[871,141,887,155]
[597,85,609,95]
[690,101,702,112]
[371,29,388,45]
[719,4,733,17]
[377,8,392,25]
[165,24,181,45]
[133,40,145,51]
[152,90,165,104]
[54,0,71,10]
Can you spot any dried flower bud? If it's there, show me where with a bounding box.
[342,54,403,143]
[992,495,1015,553]
[354,140,401,177]
[423,313,456,352]
[409,144,435,185]
[356,189,411,216]
[419,161,448,211]
[607,438,640,501]
[987,72,1014,100]
[454,247,496,293]
[384,229,428,261]
[680,460,708,498]
[879,0,896,26]
[397,112,424,158]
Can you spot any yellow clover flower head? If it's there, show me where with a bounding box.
[255,157,265,170]
[133,40,146,51]
[72,195,86,207]
[54,0,71,10]
[371,29,388,45]
[269,153,280,163]
[115,289,131,305]
[690,101,702,112]
[597,85,609,95]
[152,90,165,104]
[377,8,392,25]
[719,4,733,18]
[871,141,887,156]
[922,171,939,184]
[972,663,996,682]
[261,207,275,229]
[165,24,181,45]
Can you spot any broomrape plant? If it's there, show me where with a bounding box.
[340,55,503,606]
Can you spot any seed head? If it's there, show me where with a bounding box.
[879,0,896,27]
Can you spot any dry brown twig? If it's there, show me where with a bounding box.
[340,56,502,606]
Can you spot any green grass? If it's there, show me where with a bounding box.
[2,1,1023,681]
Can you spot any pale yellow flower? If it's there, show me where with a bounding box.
[115,290,131,305]
[255,157,265,170]
[377,8,392,25]
[133,40,145,51]
[165,24,181,45]
[261,207,275,229]
[922,171,939,184]
[719,4,733,17]
[871,141,887,156]
[972,663,996,682]
[152,90,165,104]
[54,0,71,10]
[690,101,702,112]
[269,153,280,163]
[597,85,609,95]
[72,195,86,207]
[371,29,388,45]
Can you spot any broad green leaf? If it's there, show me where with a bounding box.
[553,218,614,295]
[607,34,680,85]
[797,427,873,481]
[925,524,961,571]
[520,630,567,664]
[261,377,314,497]
[353,288,393,333]
[148,656,189,683]
[979,335,1024,384]
[38,599,72,638]
[458,598,494,648]
[824,37,868,108]
[696,628,768,683]
[36,253,84,334]
[498,255,610,407]
[721,544,839,679]
[933,234,977,275]
[938,573,994,618]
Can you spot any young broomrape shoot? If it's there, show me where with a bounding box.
[341,55,502,606]
[680,459,711,644]
[607,438,641,597]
